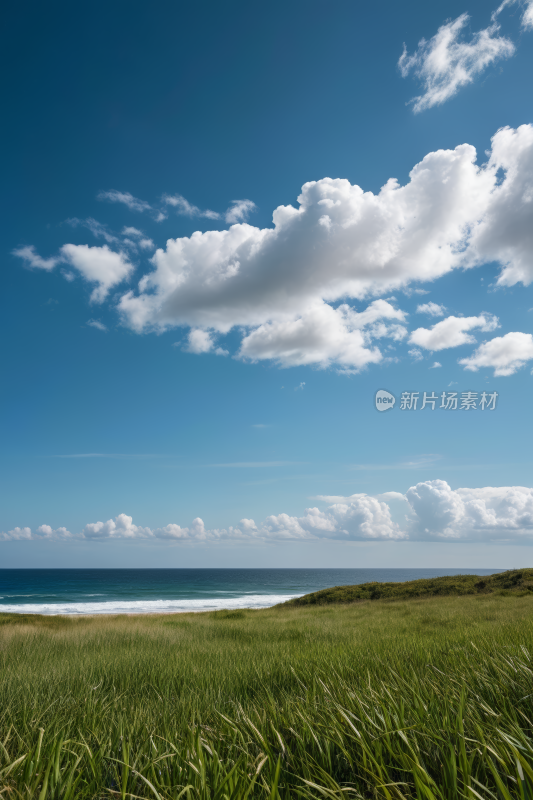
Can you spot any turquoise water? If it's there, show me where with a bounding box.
[0,568,503,614]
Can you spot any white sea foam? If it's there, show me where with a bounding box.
[0,593,303,615]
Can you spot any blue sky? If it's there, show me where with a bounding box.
[2,0,533,567]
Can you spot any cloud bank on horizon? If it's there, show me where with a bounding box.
[3,480,533,544]
[13,125,533,375]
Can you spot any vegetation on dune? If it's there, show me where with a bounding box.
[1,594,533,797]
[280,568,533,606]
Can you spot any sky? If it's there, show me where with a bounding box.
[2,0,533,568]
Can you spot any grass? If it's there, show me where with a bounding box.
[281,567,533,605]
[1,587,533,797]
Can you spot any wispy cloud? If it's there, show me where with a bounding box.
[399,13,515,112]
[52,453,161,459]
[12,245,60,271]
[163,194,257,224]
[87,319,108,332]
[66,217,119,244]
[162,194,220,220]
[97,190,153,214]
[207,461,307,468]
[408,348,424,361]
[348,455,441,471]
[224,199,257,224]
[492,0,533,29]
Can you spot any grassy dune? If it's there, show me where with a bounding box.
[281,567,533,605]
[1,591,533,797]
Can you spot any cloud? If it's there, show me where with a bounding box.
[35,525,72,538]
[182,329,229,355]
[119,227,155,251]
[430,361,442,368]
[208,461,304,468]
[7,480,533,544]
[163,194,220,220]
[185,329,216,354]
[82,513,153,540]
[409,314,499,351]
[459,331,533,375]
[116,127,533,345]
[0,526,33,541]
[21,125,533,371]
[465,126,533,287]
[60,245,134,302]
[0,525,71,541]
[87,319,107,331]
[75,498,405,542]
[12,245,60,271]
[13,243,134,302]
[97,190,153,214]
[163,194,256,224]
[523,1,533,28]
[417,302,447,316]
[66,218,119,244]
[493,0,533,29]
[405,480,533,541]
[408,348,424,361]
[225,200,257,224]
[239,301,405,369]
[399,14,515,112]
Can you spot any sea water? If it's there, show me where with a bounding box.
[0,568,503,615]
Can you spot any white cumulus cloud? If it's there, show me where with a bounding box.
[225,200,257,224]
[116,127,533,359]
[12,245,60,271]
[417,301,447,316]
[239,300,405,369]
[13,244,134,302]
[459,331,533,375]
[185,329,216,354]
[466,125,533,287]
[60,245,134,303]
[409,313,499,351]
[399,13,515,112]
[18,125,533,372]
[406,480,533,541]
[0,527,33,541]
[5,481,533,544]
[82,513,152,540]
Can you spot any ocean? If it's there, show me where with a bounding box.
[0,568,504,615]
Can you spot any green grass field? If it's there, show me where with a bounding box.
[1,585,533,798]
